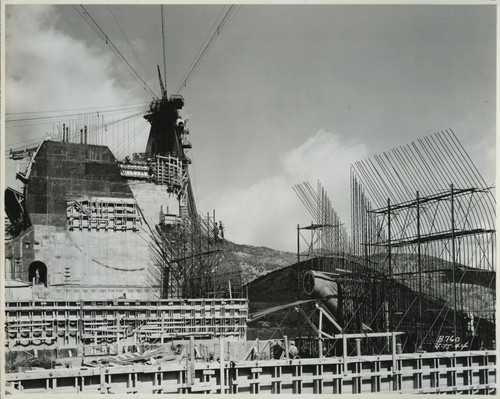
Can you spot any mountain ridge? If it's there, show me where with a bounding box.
[221,240,296,285]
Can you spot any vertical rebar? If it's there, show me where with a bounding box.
[417,190,422,346]
[297,224,301,299]
[451,184,457,346]
[387,197,392,334]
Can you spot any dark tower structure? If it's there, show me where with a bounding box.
[144,94,197,219]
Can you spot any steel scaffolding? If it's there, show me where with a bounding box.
[350,130,495,350]
[292,130,495,353]
[148,212,243,300]
[294,181,349,293]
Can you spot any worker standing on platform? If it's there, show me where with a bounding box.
[272,341,283,359]
[288,340,298,358]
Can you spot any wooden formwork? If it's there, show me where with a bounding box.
[5,299,248,351]
[6,350,496,395]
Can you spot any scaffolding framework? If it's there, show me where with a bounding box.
[350,130,496,350]
[291,131,495,353]
[5,299,248,351]
[294,181,349,295]
[67,197,141,232]
[148,211,243,300]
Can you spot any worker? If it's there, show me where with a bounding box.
[288,340,298,358]
[466,311,475,334]
[272,340,283,359]
[213,222,220,242]
[219,221,224,240]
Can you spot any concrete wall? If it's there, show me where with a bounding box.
[4,227,35,281]
[5,222,158,301]
[5,142,166,301]
[26,142,134,227]
[130,182,180,228]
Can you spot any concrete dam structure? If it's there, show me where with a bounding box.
[4,93,496,394]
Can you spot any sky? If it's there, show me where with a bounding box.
[3,4,496,252]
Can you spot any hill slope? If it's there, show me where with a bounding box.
[221,241,296,285]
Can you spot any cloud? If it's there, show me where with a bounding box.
[5,5,149,187]
[6,6,135,113]
[201,130,369,252]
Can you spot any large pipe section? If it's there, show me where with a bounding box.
[302,270,340,317]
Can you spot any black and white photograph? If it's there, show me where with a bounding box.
[1,2,496,395]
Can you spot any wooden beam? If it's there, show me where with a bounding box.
[315,302,343,333]
[333,332,404,339]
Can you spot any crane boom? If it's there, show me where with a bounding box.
[157,65,167,98]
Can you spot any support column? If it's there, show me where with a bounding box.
[318,311,323,358]
[417,191,422,348]
[342,334,348,375]
[297,224,300,299]
[451,184,457,348]
[219,336,225,393]
[189,336,195,386]
[386,198,392,353]
[391,331,397,391]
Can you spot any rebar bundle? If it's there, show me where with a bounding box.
[148,214,242,299]
[293,181,349,257]
[350,129,496,349]
[290,130,495,351]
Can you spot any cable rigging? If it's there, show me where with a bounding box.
[175,5,240,94]
[7,6,241,158]
[106,5,157,97]
[73,5,158,98]
[160,5,168,97]
[6,102,148,116]
[6,109,146,152]
[6,105,147,124]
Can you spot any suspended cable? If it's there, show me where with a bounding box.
[175,5,240,94]
[6,105,147,124]
[73,5,158,98]
[6,110,146,152]
[6,102,148,116]
[116,120,148,159]
[106,5,158,96]
[8,111,142,145]
[161,5,168,96]
[6,107,148,134]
